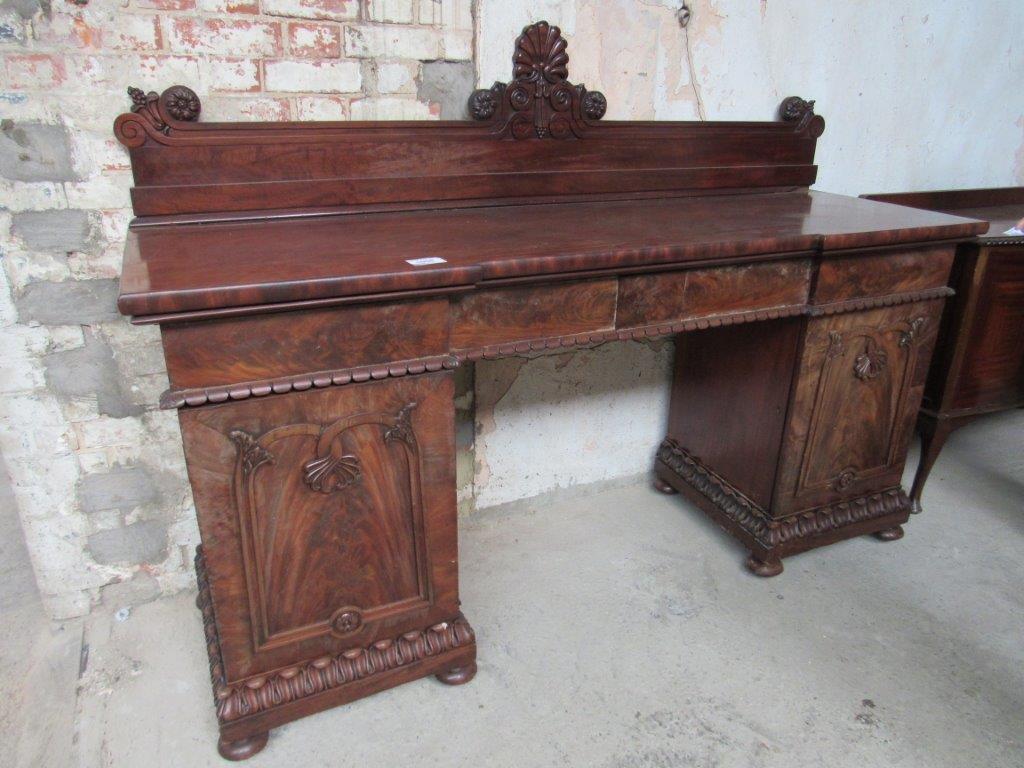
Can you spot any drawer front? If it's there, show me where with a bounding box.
[451,278,617,350]
[951,248,1024,410]
[162,298,449,390]
[773,300,943,515]
[179,374,458,682]
[617,259,810,328]
[813,247,954,304]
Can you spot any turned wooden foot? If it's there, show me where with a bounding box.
[653,476,678,495]
[873,525,905,542]
[745,554,784,577]
[435,662,477,686]
[218,732,269,761]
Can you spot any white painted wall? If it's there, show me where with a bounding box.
[469,0,1024,510]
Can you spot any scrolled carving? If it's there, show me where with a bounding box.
[115,84,201,148]
[384,402,418,446]
[899,316,926,348]
[469,21,606,139]
[229,430,273,475]
[779,95,825,137]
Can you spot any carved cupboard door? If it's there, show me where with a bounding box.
[178,373,459,682]
[773,302,942,515]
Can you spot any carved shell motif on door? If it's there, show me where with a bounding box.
[227,402,429,651]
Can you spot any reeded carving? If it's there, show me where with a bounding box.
[468,21,607,139]
[779,95,826,137]
[229,430,273,475]
[195,546,474,725]
[384,402,418,446]
[115,84,201,148]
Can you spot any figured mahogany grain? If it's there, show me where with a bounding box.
[451,279,616,350]
[617,259,809,327]
[178,374,460,682]
[666,318,802,508]
[773,300,942,515]
[812,247,954,303]
[162,299,449,390]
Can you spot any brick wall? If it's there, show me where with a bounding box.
[0,0,475,619]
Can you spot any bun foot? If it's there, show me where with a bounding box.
[873,525,905,542]
[218,732,269,761]
[435,662,477,686]
[653,476,678,495]
[746,554,784,577]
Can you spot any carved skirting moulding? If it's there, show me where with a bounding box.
[656,439,910,550]
[194,546,473,725]
[469,20,607,139]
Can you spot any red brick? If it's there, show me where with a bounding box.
[197,0,259,12]
[287,22,341,58]
[165,18,281,57]
[5,54,66,89]
[136,0,196,9]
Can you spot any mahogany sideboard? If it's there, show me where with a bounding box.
[863,188,1023,512]
[113,22,986,761]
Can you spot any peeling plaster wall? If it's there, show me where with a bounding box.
[468,0,1024,509]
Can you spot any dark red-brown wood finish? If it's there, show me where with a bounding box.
[114,21,986,760]
[863,188,1023,513]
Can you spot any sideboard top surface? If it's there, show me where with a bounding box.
[863,187,1023,242]
[113,20,987,321]
[118,189,985,319]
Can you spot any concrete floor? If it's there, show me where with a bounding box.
[5,411,1023,767]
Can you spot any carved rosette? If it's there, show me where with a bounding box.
[115,84,201,148]
[779,95,826,138]
[469,21,607,139]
